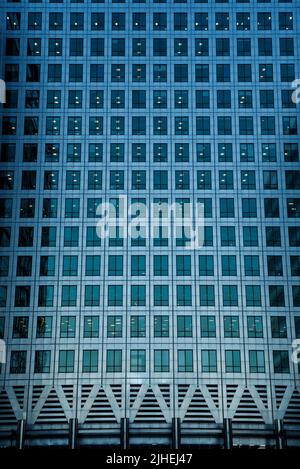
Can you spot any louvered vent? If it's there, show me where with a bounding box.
[84,386,117,423]
[177,384,189,409]
[110,384,123,409]
[207,384,219,408]
[35,388,67,423]
[158,384,170,408]
[13,386,25,410]
[183,387,215,422]
[233,388,263,423]
[81,385,93,409]
[255,385,268,409]
[133,387,166,422]
[284,389,300,424]
[275,385,287,409]
[0,389,16,423]
[226,385,238,408]
[130,384,141,404]
[62,385,74,409]
[31,385,44,409]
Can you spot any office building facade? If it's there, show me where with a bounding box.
[0,0,300,448]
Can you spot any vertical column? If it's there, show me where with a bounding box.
[274,419,286,449]
[68,418,78,449]
[172,417,181,449]
[16,419,26,450]
[223,418,233,449]
[120,417,129,449]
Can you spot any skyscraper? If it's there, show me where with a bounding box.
[0,0,300,449]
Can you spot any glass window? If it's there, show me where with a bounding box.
[60,316,76,338]
[220,198,234,218]
[236,12,250,31]
[108,255,123,276]
[178,350,193,372]
[84,316,99,338]
[154,255,168,276]
[281,63,294,82]
[223,285,238,306]
[201,350,217,372]
[244,255,260,276]
[1,144,16,162]
[85,256,101,276]
[198,255,214,276]
[12,317,29,338]
[0,256,7,277]
[10,351,27,374]
[269,286,285,307]
[287,199,300,218]
[154,350,169,372]
[273,351,290,373]
[294,317,300,338]
[153,13,167,30]
[197,143,211,162]
[225,350,241,373]
[242,198,257,218]
[107,316,122,338]
[280,38,294,56]
[195,64,209,82]
[220,226,235,247]
[199,285,215,306]
[58,350,74,373]
[195,12,208,30]
[91,12,105,30]
[176,285,192,306]
[130,349,146,372]
[259,64,273,82]
[85,285,100,307]
[222,255,237,276]
[267,256,283,276]
[289,227,300,247]
[39,256,55,277]
[249,351,265,373]
[0,227,11,247]
[154,316,169,337]
[154,285,169,306]
[245,285,261,307]
[63,255,78,276]
[271,316,287,338]
[28,12,42,30]
[247,316,263,338]
[130,316,146,337]
[177,316,192,337]
[200,316,216,338]
[61,285,77,307]
[34,351,51,374]
[82,350,98,373]
[265,227,281,247]
[224,316,239,338]
[106,350,122,373]
[41,227,56,247]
